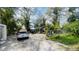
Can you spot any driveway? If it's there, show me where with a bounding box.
[0,34,69,51]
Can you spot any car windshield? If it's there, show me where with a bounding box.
[18,32,27,34]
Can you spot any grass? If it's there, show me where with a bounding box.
[49,33,79,45]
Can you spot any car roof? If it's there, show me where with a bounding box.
[19,29,27,32]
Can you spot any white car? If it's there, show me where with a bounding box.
[17,31,29,41]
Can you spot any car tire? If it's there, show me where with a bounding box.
[17,37,29,41]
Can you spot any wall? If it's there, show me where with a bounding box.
[0,24,7,41]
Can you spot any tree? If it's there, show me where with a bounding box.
[0,7,18,35]
[45,7,61,35]
[39,17,46,33]
[20,7,31,32]
[68,7,76,22]
[52,7,61,33]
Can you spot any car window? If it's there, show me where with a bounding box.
[18,32,27,34]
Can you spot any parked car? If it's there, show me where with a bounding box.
[17,29,29,41]
[30,27,36,33]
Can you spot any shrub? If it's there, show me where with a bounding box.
[49,33,79,45]
[63,20,79,35]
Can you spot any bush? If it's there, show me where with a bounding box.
[45,22,60,36]
[63,20,79,35]
[49,33,79,45]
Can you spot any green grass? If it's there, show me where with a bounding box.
[49,33,79,45]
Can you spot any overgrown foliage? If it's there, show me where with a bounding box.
[0,8,19,35]
[47,7,79,45]
[63,20,79,35]
[49,33,79,45]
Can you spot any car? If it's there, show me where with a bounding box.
[30,27,36,33]
[17,31,29,41]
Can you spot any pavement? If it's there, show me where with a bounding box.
[0,34,69,51]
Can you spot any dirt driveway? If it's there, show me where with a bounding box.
[0,34,69,51]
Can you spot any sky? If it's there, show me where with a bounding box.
[30,7,48,23]
[33,7,47,16]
